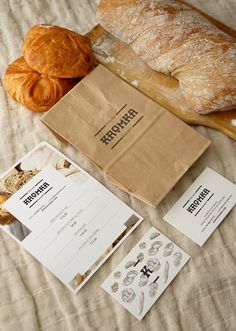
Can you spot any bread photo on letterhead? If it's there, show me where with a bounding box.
[98,0,236,114]
[0,194,15,225]
[3,57,78,112]
[23,24,96,78]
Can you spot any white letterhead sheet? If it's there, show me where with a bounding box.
[163,167,236,246]
[0,142,143,294]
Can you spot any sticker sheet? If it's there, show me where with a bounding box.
[101,227,190,320]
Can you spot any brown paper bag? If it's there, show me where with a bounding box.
[41,65,210,207]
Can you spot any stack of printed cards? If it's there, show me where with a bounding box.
[101,227,190,320]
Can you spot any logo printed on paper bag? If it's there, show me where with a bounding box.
[94,104,144,149]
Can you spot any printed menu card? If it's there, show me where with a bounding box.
[0,142,143,294]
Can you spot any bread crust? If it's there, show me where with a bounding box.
[3,57,78,112]
[23,24,96,78]
[98,0,236,114]
[0,194,15,225]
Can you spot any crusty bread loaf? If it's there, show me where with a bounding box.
[23,25,96,78]
[98,0,236,114]
[3,57,78,112]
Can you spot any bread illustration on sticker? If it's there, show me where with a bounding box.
[163,242,174,257]
[114,271,121,279]
[163,261,169,284]
[138,291,145,315]
[123,270,138,286]
[149,232,160,240]
[125,260,135,269]
[121,288,136,303]
[147,258,161,272]
[149,282,158,298]
[139,274,149,287]
[148,241,163,256]
[173,252,182,267]
[139,242,146,249]
[111,282,119,293]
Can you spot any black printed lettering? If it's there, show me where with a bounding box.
[99,108,140,145]
[23,182,51,206]
[186,188,210,214]
[111,125,121,133]
[100,135,110,145]
[128,108,138,117]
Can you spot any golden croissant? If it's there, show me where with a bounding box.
[23,24,96,78]
[3,57,78,112]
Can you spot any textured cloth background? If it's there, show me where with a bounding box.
[0,1,236,330]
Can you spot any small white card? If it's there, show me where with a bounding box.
[164,167,236,246]
[101,227,190,320]
[0,142,143,294]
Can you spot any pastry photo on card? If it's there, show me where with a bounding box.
[101,227,190,320]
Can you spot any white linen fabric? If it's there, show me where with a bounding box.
[0,1,236,330]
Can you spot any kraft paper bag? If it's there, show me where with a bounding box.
[41,65,210,207]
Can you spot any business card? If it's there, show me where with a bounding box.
[101,227,190,320]
[0,142,143,294]
[163,167,236,246]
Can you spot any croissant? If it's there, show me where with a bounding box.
[98,0,236,114]
[23,25,96,78]
[3,57,78,112]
